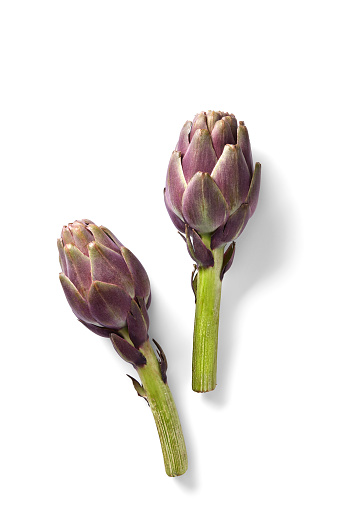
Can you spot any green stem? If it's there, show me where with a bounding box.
[192,234,224,392]
[137,340,188,477]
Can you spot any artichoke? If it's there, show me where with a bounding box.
[164,111,261,392]
[58,219,151,364]
[164,110,260,254]
[58,220,187,476]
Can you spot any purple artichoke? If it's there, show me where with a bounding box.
[164,111,261,254]
[165,111,261,392]
[58,220,188,475]
[58,219,151,366]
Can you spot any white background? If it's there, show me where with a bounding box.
[1,1,338,507]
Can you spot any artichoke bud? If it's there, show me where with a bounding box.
[58,220,151,355]
[58,223,188,478]
[165,111,261,243]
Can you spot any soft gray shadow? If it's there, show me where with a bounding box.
[203,152,292,405]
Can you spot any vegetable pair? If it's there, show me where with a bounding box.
[58,110,260,476]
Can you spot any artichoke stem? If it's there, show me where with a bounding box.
[192,236,224,392]
[137,340,188,477]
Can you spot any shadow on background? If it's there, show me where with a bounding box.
[202,152,292,405]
